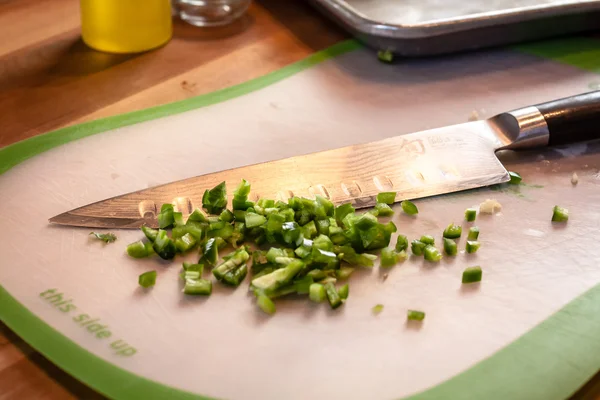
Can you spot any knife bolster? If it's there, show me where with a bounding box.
[494,106,550,151]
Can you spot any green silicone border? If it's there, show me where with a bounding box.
[2,36,600,400]
[0,287,210,400]
[514,36,600,74]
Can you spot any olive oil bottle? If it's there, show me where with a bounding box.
[80,0,172,53]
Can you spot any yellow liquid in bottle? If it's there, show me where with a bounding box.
[80,0,172,54]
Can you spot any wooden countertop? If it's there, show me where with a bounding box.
[0,0,346,148]
[0,1,599,399]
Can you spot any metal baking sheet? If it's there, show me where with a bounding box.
[308,0,600,56]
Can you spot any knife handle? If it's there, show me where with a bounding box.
[535,90,600,146]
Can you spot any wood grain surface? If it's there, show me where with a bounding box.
[0,1,598,399]
[0,0,346,148]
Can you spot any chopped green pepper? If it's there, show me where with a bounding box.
[329,226,347,245]
[257,294,276,315]
[232,179,254,211]
[381,247,400,267]
[171,226,187,239]
[325,282,342,309]
[374,202,394,217]
[89,232,116,243]
[157,204,175,229]
[309,283,326,303]
[376,192,396,205]
[199,237,219,266]
[183,279,212,295]
[257,198,275,210]
[182,270,200,281]
[316,218,330,236]
[126,177,500,312]
[188,208,208,223]
[213,248,250,286]
[350,214,395,251]
[551,205,569,222]
[294,239,313,259]
[202,181,227,214]
[207,221,234,240]
[138,271,157,288]
[245,212,266,228]
[508,171,522,185]
[424,245,442,262]
[251,260,304,296]
[312,248,338,266]
[233,210,247,222]
[266,285,297,299]
[411,240,426,256]
[264,247,285,264]
[465,208,477,222]
[315,195,334,219]
[420,235,435,245]
[152,229,176,260]
[401,200,418,215]
[443,223,462,239]
[214,237,228,250]
[407,310,425,321]
[465,241,481,254]
[207,216,220,224]
[173,212,185,227]
[307,270,335,281]
[183,224,204,242]
[338,283,349,300]
[127,241,154,258]
[141,226,158,242]
[372,304,384,314]
[467,226,480,240]
[443,238,457,256]
[395,235,408,252]
[334,245,377,267]
[183,262,204,275]
[462,266,482,283]
[294,276,314,295]
[377,49,394,63]
[313,234,334,251]
[219,209,234,223]
[335,266,355,280]
[264,212,285,243]
[320,277,337,285]
[228,221,246,247]
[174,233,197,253]
[302,220,318,239]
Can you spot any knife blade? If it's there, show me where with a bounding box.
[50,91,600,229]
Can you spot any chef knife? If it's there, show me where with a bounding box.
[50,91,600,229]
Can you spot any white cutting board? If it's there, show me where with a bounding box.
[1,40,600,400]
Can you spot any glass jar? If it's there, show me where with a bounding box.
[175,0,251,27]
[80,0,173,54]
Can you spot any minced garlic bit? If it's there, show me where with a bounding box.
[571,172,579,185]
[468,110,480,121]
[479,199,502,214]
